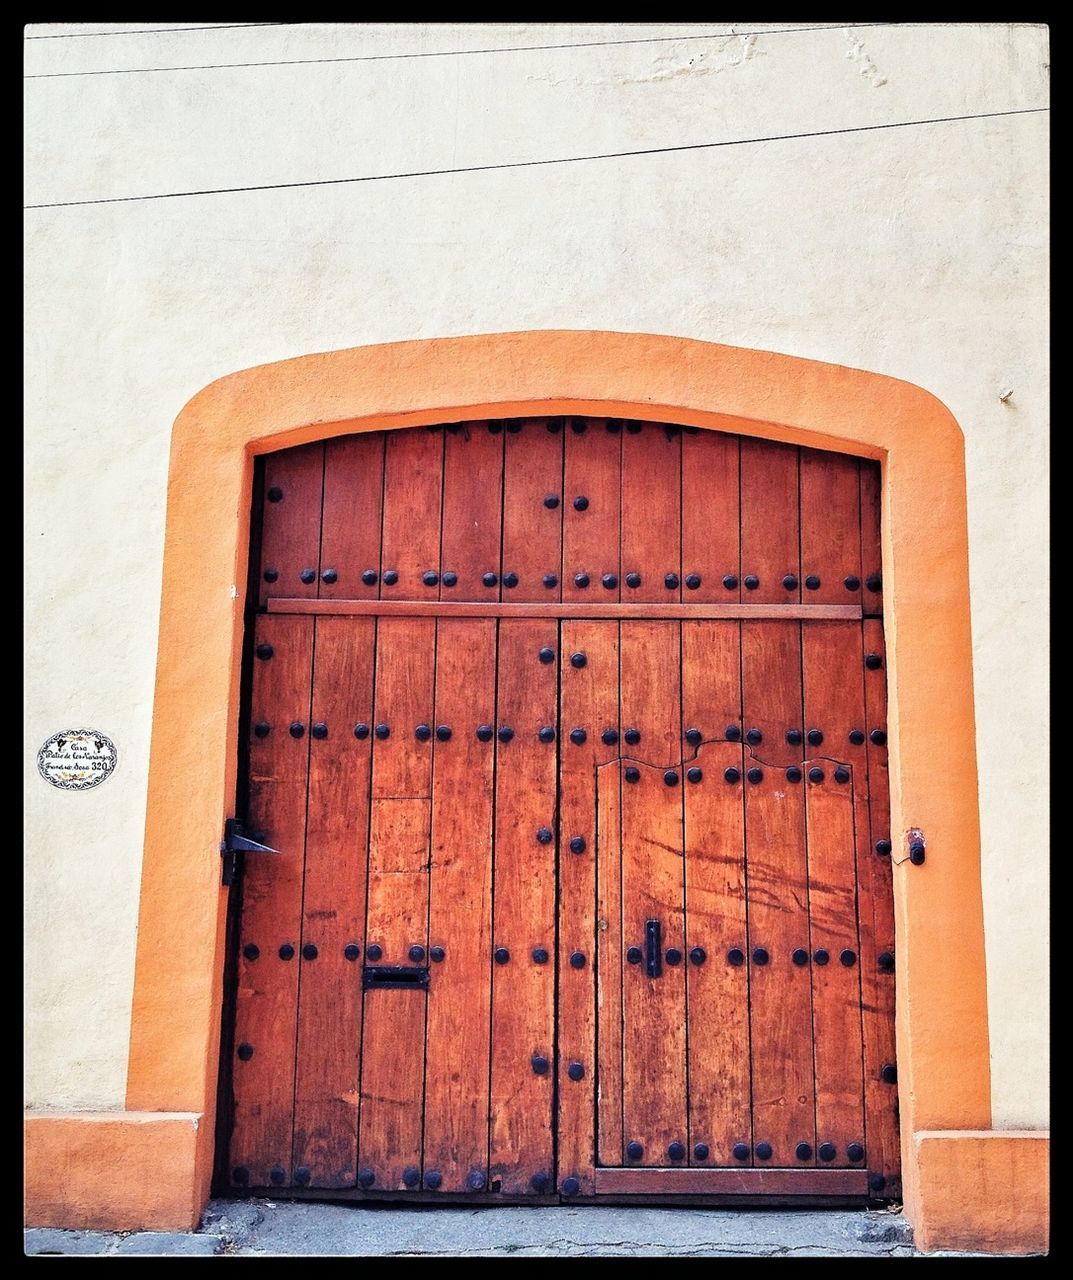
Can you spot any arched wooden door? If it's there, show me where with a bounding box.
[223,417,899,1203]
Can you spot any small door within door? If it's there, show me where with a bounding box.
[595,619,874,1193]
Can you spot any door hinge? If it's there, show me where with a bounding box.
[221,817,278,886]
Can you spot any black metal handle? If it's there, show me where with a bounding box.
[645,919,662,978]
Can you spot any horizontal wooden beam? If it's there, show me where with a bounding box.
[593,1167,869,1196]
[266,599,862,621]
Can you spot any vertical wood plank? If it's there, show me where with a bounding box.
[741,620,814,1165]
[802,620,876,1173]
[380,428,443,599]
[681,430,740,603]
[863,618,899,1196]
[562,418,620,603]
[359,798,431,1192]
[596,749,624,1166]
[619,621,686,1166]
[422,619,496,1191]
[800,448,862,607]
[440,423,503,601]
[860,461,884,617]
[292,617,374,1186]
[369,617,437,800]
[681,622,749,1165]
[358,618,435,1191]
[232,614,314,1187]
[740,439,800,604]
[804,762,866,1165]
[801,622,870,776]
[559,619,619,1192]
[681,620,742,746]
[489,619,558,1194]
[259,443,324,606]
[621,421,682,602]
[619,619,682,770]
[501,418,564,602]
[319,434,384,600]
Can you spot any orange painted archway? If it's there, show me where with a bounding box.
[26,333,1047,1252]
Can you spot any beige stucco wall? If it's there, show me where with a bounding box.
[25,22,1048,1127]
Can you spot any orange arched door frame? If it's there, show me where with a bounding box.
[115,331,990,1237]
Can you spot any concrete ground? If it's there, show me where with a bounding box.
[24,1200,1001,1257]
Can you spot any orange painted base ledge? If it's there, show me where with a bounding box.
[25,1112,1050,1254]
[24,1111,211,1232]
[907,1130,1050,1254]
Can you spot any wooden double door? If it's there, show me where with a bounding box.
[225,418,899,1202]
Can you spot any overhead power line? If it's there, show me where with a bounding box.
[24,23,890,78]
[24,107,1047,212]
[25,23,295,39]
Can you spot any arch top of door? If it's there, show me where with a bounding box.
[127,328,988,1232]
[178,329,961,465]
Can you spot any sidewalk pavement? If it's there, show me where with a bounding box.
[25,1201,1003,1257]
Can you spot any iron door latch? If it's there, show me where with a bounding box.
[221,817,278,886]
[645,918,663,979]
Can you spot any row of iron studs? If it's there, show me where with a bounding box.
[239,941,894,972]
[264,419,883,595]
[265,565,882,593]
[254,644,885,744]
[252,719,885,750]
[232,1164,573,1194]
[234,1131,878,1190]
[625,944,872,969]
[623,1138,868,1164]
[250,732,864,790]
[254,638,884,748]
[256,645,882,667]
[231,1163,496,1192]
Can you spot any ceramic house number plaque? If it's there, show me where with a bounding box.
[37,729,118,791]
